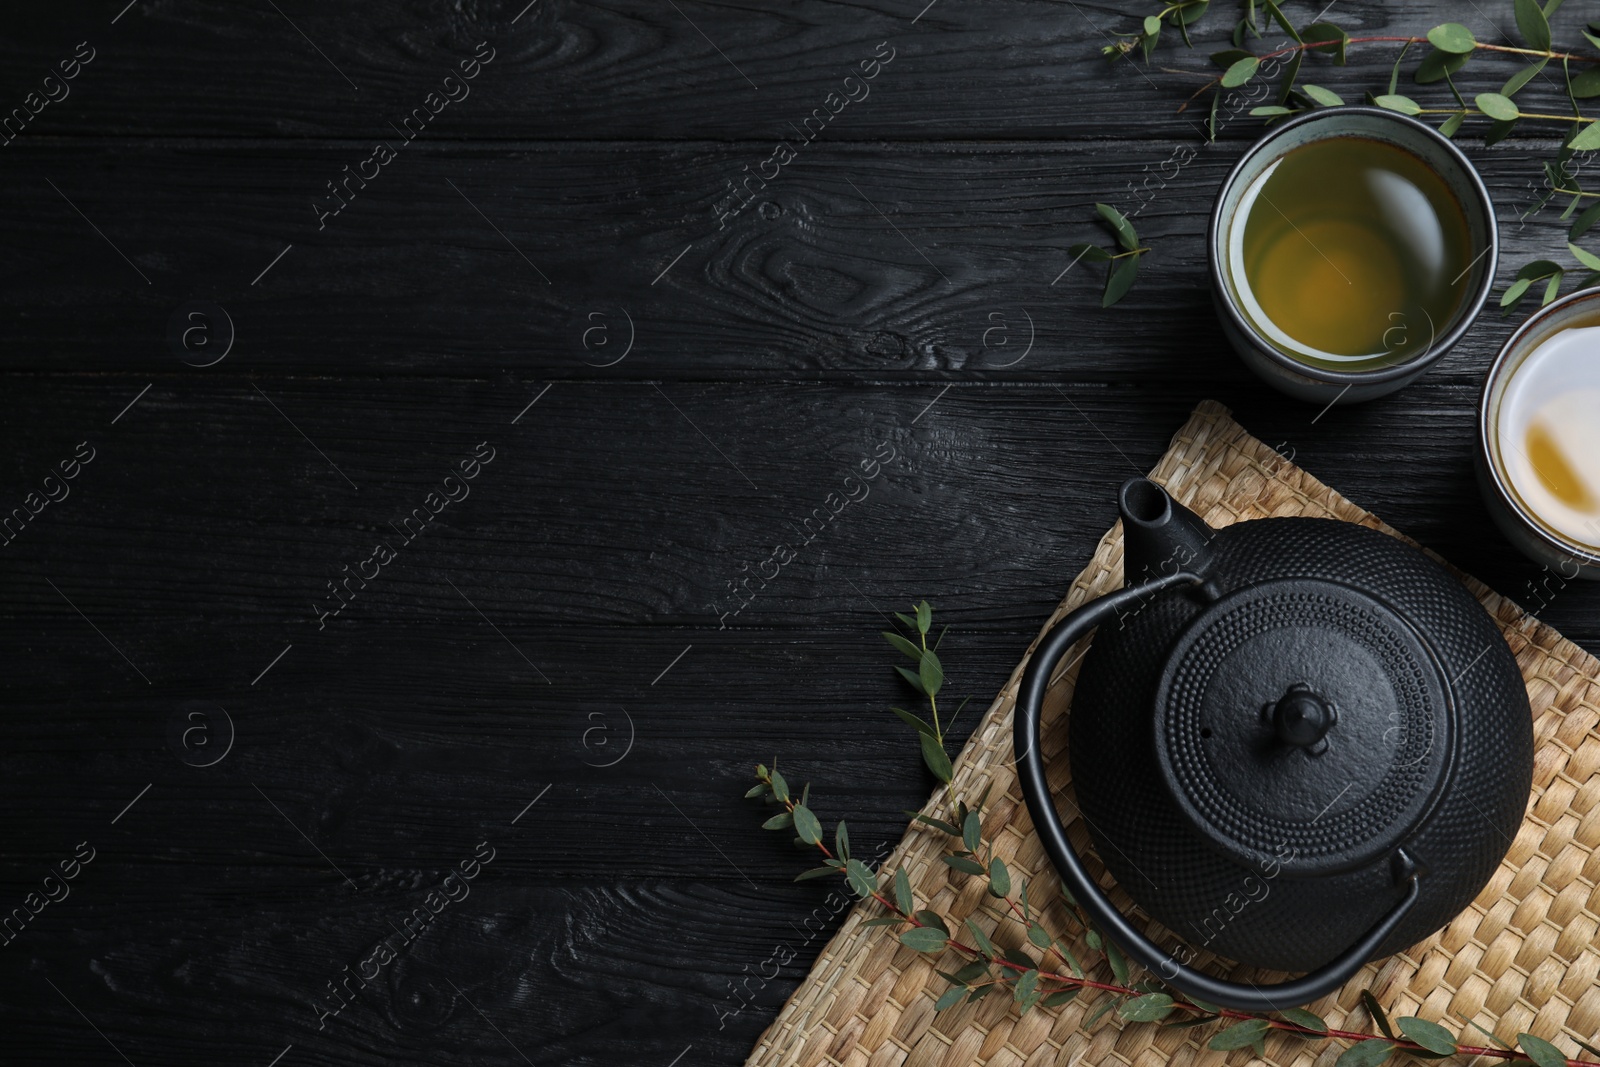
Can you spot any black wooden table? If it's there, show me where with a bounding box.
[3,2,1597,1065]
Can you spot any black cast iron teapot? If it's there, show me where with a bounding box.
[1014,478,1533,1011]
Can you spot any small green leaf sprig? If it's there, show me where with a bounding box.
[1108,0,1600,312]
[1066,204,1149,308]
[745,600,1600,1067]
[881,599,972,813]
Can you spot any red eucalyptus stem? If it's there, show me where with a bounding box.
[766,784,1600,1067]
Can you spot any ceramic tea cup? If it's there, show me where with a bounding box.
[1478,288,1600,580]
[1209,106,1498,405]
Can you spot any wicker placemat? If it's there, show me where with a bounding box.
[747,399,1600,1067]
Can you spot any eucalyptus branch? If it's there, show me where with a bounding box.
[1096,0,1600,316]
[742,596,1600,1067]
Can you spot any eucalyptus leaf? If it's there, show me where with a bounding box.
[744,782,769,798]
[1486,117,1518,146]
[1053,939,1084,978]
[845,858,877,898]
[891,706,935,736]
[1515,0,1553,52]
[1221,56,1260,88]
[913,910,948,934]
[1466,1020,1514,1050]
[1013,969,1040,1003]
[1336,1039,1396,1067]
[1083,997,1119,1030]
[1067,242,1112,264]
[1105,939,1130,986]
[1570,242,1600,271]
[1301,84,1344,107]
[883,631,923,661]
[1120,993,1176,1022]
[1360,990,1395,1039]
[763,811,793,830]
[1575,201,1600,240]
[1398,1017,1457,1056]
[1211,48,1254,69]
[1103,252,1141,307]
[1275,49,1302,105]
[1389,40,1411,95]
[961,809,981,853]
[792,803,823,845]
[915,600,931,635]
[964,918,997,957]
[898,926,948,952]
[987,857,1010,897]
[794,866,837,881]
[893,865,913,913]
[1503,58,1549,96]
[1209,1018,1271,1051]
[1250,105,1295,116]
[919,732,953,783]
[1303,22,1348,63]
[1476,92,1520,121]
[1416,48,1470,84]
[908,812,961,836]
[859,916,904,927]
[1439,111,1466,138]
[918,648,944,697]
[1281,1007,1329,1033]
[1544,271,1564,304]
[1570,122,1600,152]
[770,769,790,803]
[933,985,966,1011]
[1042,989,1081,1008]
[952,960,988,984]
[1262,0,1298,41]
[942,854,985,876]
[1374,94,1422,115]
[1095,202,1139,251]
[1428,23,1476,54]
[1573,69,1600,98]
[894,664,926,695]
[1501,277,1534,307]
[1518,259,1564,281]
[1026,922,1052,949]
[996,948,1033,973]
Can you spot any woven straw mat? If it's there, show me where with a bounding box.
[746,399,1600,1067]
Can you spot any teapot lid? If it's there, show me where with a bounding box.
[1152,577,1454,877]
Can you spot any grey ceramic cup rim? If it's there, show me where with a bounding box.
[1477,287,1600,570]
[1208,105,1499,387]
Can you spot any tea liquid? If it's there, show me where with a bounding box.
[1497,319,1600,551]
[1230,136,1473,371]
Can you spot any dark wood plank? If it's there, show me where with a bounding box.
[4,376,1593,647]
[0,0,1588,141]
[0,137,1582,383]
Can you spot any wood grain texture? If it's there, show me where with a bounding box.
[0,0,1589,140]
[0,137,1582,381]
[4,0,1600,1064]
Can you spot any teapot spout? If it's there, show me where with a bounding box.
[1119,478,1213,585]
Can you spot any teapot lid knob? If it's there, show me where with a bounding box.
[1267,683,1337,753]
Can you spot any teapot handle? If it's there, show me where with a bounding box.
[1014,571,1423,1012]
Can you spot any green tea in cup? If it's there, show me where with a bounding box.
[1228,135,1474,372]
[1210,108,1497,405]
